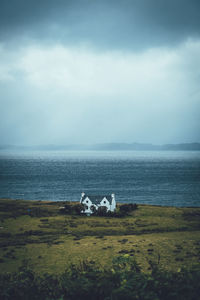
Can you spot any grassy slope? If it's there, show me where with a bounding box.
[0,199,199,274]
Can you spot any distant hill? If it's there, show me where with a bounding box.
[0,143,200,151]
[160,143,200,151]
[90,142,200,151]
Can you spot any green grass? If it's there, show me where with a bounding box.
[0,198,200,275]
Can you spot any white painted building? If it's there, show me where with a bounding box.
[80,193,116,215]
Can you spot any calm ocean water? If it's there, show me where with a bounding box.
[0,150,200,207]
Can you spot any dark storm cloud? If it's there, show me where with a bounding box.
[0,0,200,50]
[0,1,200,146]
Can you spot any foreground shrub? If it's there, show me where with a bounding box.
[0,257,200,300]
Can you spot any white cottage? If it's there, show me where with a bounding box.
[80,192,116,215]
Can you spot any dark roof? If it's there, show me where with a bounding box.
[81,194,112,205]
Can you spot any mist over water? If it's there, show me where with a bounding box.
[0,150,199,207]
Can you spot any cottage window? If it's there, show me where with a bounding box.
[104,200,106,204]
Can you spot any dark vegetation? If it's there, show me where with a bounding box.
[59,202,84,215]
[0,257,199,300]
[92,203,138,217]
[59,202,138,217]
[0,200,61,219]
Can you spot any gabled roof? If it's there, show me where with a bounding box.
[81,194,112,205]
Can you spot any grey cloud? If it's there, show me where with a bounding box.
[0,0,200,50]
[0,40,200,145]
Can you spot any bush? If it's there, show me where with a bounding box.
[60,203,85,215]
[119,203,138,214]
[94,206,108,216]
[73,203,84,215]
[0,257,200,300]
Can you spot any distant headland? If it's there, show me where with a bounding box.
[0,142,200,151]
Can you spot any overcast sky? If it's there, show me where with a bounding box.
[0,0,200,146]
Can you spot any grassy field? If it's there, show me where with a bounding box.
[0,198,199,275]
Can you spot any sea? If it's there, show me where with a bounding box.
[0,150,200,207]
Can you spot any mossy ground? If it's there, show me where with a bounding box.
[0,199,199,274]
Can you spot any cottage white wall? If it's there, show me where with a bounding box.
[82,197,93,214]
[100,197,111,211]
[110,193,116,211]
[80,194,116,214]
